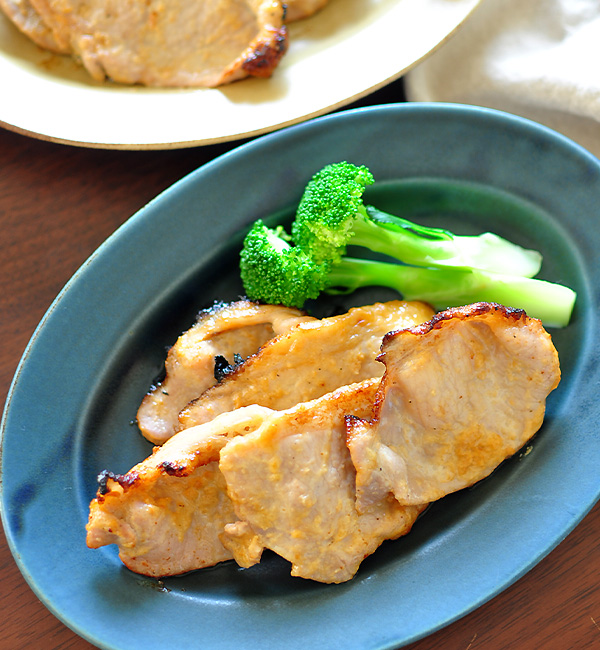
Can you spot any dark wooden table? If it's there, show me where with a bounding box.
[1,81,599,650]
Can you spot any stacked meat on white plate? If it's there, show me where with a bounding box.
[0,0,330,86]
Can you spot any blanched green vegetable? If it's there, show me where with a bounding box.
[239,162,576,327]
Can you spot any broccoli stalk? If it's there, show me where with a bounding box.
[355,206,542,278]
[327,257,575,329]
[239,162,577,327]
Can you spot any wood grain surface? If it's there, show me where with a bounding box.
[1,81,598,650]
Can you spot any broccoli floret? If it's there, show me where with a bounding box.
[292,162,542,277]
[239,220,329,308]
[239,163,576,327]
[291,162,375,264]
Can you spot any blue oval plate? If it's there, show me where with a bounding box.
[1,103,598,650]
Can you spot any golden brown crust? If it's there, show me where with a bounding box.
[23,0,290,87]
[178,300,434,430]
[380,302,528,349]
[86,405,273,576]
[241,25,288,78]
[137,300,313,445]
[349,302,561,509]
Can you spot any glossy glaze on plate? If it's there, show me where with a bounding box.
[1,103,598,650]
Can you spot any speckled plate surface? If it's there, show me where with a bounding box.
[1,103,598,649]
[0,0,482,149]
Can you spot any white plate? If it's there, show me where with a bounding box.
[0,0,482,149]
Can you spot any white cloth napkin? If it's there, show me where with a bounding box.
[405,0,600,158]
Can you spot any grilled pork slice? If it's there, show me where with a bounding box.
[285,0,329,22]
[29,0,288,87]
[219,378,425,583]
[86,380,380,578]
[178,300,434,430]
[0,0,68,51]
[347,303,561,509]
[86,405,273,577]
[137,300,314,445]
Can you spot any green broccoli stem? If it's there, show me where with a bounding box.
[326,257,576,328]
[347,206,542,278]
